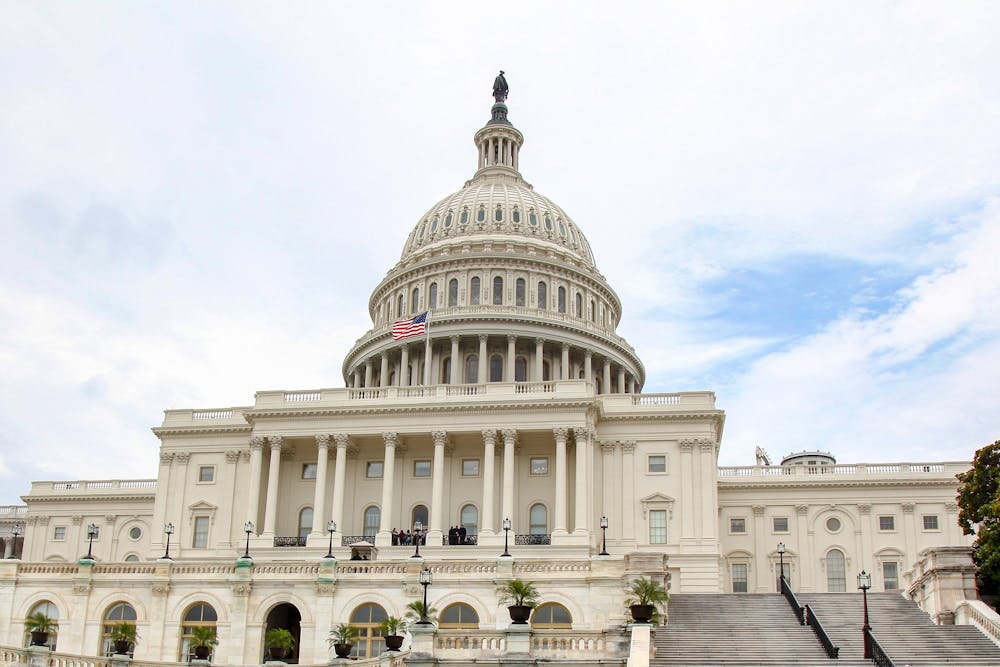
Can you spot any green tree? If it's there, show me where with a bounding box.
[957,440,1000,601]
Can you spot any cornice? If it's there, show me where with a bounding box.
[242,398,596,423]
[598,410,725,423]
[152,425,252,437]
[23,493,157,503]
[717,478,960,491]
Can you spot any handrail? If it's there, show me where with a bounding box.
[864,627,895,667]
[804,604,839,659]
[779,575,805,625]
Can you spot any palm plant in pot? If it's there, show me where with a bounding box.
[627,577,669,623]
[327,623,357,659]
[379,616,408,651]
[264,628,295,661]
[109,622,138,655]
[404,600,438,625]
[189,626,218,660]
[25,611,56,647]
[500,578,539,624]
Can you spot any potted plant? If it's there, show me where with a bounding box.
[109,622,138,655]
[264,628,295,661]
[189,626,218,660]
[500,578,539,624]
[379,616,408,651]
[404,600,439,625]
[25,611,55,647]
[627,577,669,623]
[327,623,357,659]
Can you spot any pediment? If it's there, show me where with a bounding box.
[188,500,218,512]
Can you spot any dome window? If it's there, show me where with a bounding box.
[429,283,438,310]
[448,279,458,307]
[493,277,503,305]
[544,215,553,231]
[445,211,453,228]
[489,355,503,382]
[411,288,420,314]
[558,220,567,237]
[470,277,481,305]
[431,216,439,233]
[529,210,538,226]
[590,299,596,321]
[515,278,525,306]
[495,205,503,222]
[558,287,566,313]
[477,206,486,223]
[512,207,521,223]
[460,208,469,225]
[575,293,583,318]
[465,354,479,384]
[537,282,547,310]
[417,222,426,241]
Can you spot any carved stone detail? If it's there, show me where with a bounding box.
[482,429,497,446]
[315,582,337,595]
[73,581,92,595]
[268,435,283,450]
[151,582,170,596]
[553,427,569,441]
[858,503,871,515]
[599,441,616,455]
[225,450,242,463]
[333,434,352,449]
[901,503,915,514]
[945,503,959,513]
[159,452,175,464]
[500,429,517,447]
[315,434,330,449]
[104,515,117,524]
[678,442,694,452]
[176,452,191,464]
[752,505,766,517]
[382,432,399,448]
[249,436,265,451]
[231,582,252,597]
[71,515,83,525]
[621,441,636,454]
[795,505,809,516]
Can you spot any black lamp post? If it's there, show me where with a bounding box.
[599,516,609,556]
[243,521,254,559]
[777,542,786,589]
[84,523,98,560]
[8,522,22,559]
[325,520,337,559]
[412,520,423,558]
[501,517,511,557]
[417,567,433,625]
[858,570,872,659]
[162,523,174,560]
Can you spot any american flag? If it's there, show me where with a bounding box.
[392,311,428,340]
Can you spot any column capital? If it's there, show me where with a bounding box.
[268,435,283,451]
[225,450,242,463]
[562,342,570,351]
[500,429,517,446]
[572,427,591,441]
[752,505,766,517]
[599,441,616,455]
[482,428,497,444]
[479,333,489,342]
[176,452,191,464]
[621,440,636,454]
[795,504,809,516]
[584,349,593,359]
[159,452,175,464]
[450,334,461,343]
[382,432,399,448]
[535,337,545,346]
[507,334,517,343]
[678,442,694,452]
[333,433,352,449]
[315,434,330,449]
[857,503,871,515]
[945,502,959,514]
[553,427,569,441]
[901,502,915,514]
[431,430,449,446]
[380,350,388,360]
[249,436,265,450]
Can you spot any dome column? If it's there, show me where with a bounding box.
[380,352,389,387]
[478,335,488,383]
[364,361,373,388]
[534,338,544,381]
[400,344,410,387]
[507,336,516,381]
[450,336,460,384]
[561,344,570,380]
[584,351,593,383]
[603,359,612,395]
[618,368,626,393]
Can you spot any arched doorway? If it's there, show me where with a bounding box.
[264,603,302,663]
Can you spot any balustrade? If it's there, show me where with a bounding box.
[514,533,551,545]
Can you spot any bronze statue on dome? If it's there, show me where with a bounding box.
[493,70,508,103]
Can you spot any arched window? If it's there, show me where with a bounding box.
[590,299,596,321]
[529,210,538,226]
[411,505,428,530]
[515,278,525,306]
[25,601,58,650]
[514,357,528,382]
[428,283,438,310]
[495,205,503,222]
[826,549,846,592]
[448,279,459,307]
[411,288,419,313]
[440,603,480,629]
[350,603,388,658]
[558,287,566,313]
[445,211,453,228]
[512,207,521,224]
[470,277,481,305]
[442,357,451,384]
[461,504,478,537]
[575,293,583,318]
[397,294,404,318]
[298,507,313,540]
[124,554,139,562]
[465,355,478,383]
[430,216,439,233]
[529,504,548,535]
[363,507,380,539]
[532,603,572,629]
[489,355,503,382]
[542,361,551,382]
[477,206,486,222]
[493,277,503,305]
[180,603,217,661]
[460,208,469,225]
[537,282,547,310]
[102,602,137,656]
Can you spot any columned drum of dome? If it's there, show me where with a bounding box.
[344,79,644,394]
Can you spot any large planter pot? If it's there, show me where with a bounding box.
[384,635,404,651]
[508,604,532,624]
[113,640,132,655]
[194,645,211,659]
[630,604,655,624]
[267,646,288,660]
[29,631,49,647]
[333,643,353,658]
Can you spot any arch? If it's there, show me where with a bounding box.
[363,506,380,539]
[123,554,140,562]
[298,507,313,540]
[826,548,847,592]
[492,276,503,305]
[102,601,138,655]
[448,279,458,307]
[575,293,583,318]
[411,505,428,530]
[428,283,438,310]
[465,354,478,383]
[349,602,388,658]
[179,602,218,662]
[515,278,525,306]
[529,503,548,535]
[514,357,528,382]
[557,286,566,313]
[439,602,480,629]
[470,277,481,305]
[411,287,420,314]
[25,600,59,649]
[531,602,572,629]
[489,354,503,382]
[460,504,478,538]
[263,603,301,663]
[537,282,547,310]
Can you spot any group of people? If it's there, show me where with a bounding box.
[448,525,470,545]
[390,527,425,546]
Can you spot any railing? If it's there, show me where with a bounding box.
[864,627,895,667]
[191,409,233,419]
[804,605,839,659]
[0,645,407,667]
[632,393,681,405]
[30,480,157,493]
[779,575,805,625]
[0,506,27,517]
[955,599,1000,647]
[719,462,960,478]
[273,536,307,547]
[514,533,551,545]
[341,535,370,546]
[440,535,478,546]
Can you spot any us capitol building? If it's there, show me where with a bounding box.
[0,78,983,666]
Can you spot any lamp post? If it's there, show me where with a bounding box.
[84,523,98,560]
[8,522,22,559]
[412,520,423,558]
[858,570,872,659]
[162,523,174,560]
[777,542,786,589]
[243,521,254,559]
[325,520,337,559]
[417,567,433,625]
[501,517,511,557]
[599,516,609,556]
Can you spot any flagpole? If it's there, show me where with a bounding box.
[423,311,432,386]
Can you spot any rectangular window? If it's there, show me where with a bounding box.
[198,466,215,483]
[879,515,895,531]
[192,516,209,548]
[366,461,384,479]
[530,457,549,475]
[413,460,431,477]
[922,515,939,531]
[647,455,667,473]
[649,509,667,544]
[883,562,899,590]
[772,517,789,533]
[462,459,480,476]
[301,463,318,480]
[730,517,746,534]
[53,526,66,541]
[732,563,748,593]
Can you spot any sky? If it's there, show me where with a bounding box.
[1,2,999,505]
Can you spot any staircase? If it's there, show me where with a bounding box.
[798,592,1000,666]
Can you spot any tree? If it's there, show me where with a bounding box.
[957,440,1000,601]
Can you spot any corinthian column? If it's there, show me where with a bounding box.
[310,435,330,536]
[573,428,590,534]
[501,429,517,527]
[246,437,264,528]
[481,429,497,534]
[553,427,568,535]
[377,432,398,546]
[429,430,448,541]
[330,434,350,531]
[262,436,283,537]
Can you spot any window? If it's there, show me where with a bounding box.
[428,283,438,310]
[590,299,595,321]
[882,561,899,590]
[493,276,503,304]
[197,466,215,483]
[531,603,572,629]
[461,504,478,537]
[411,505,428,530]
[442,357,451,384]
[530,457,549,475]
[537,282,547,310]
[544,214,553,231]
[512,207,520,224]
[729,518,746,534]
[25,601,58,650]
[444,212,453,228]
[102,602,137,656]
[91,526,101,540]
[494,205,503,222]
[647,455,667,473]
[302,463,318,479]
[460,208,469,225]
[529,211,538,226]
[826,517,842,533]
[462,459,480,476]
[514,357,528,382]
[192,516,209,548]
[180,603,217,662]
[465,354,478,383]
[349,603,388,658]
[298,508,312,540]
[826,549,847,592]
[411,287,419,313]
[575,293,582,318]
[397,294,404,317]
[543,360,551,381]
[53,527,66,541]
[649,509,667,544]
[128,526,142,541]
[923,515,939,531]
[470,277,481,305]
[732,564,748,593]
[448,279,458,307]
[430,216,438,232]
[477,205,485,222]
[529,503,548,534]
[414,460,431,477]
[489,354,503,382]
[440,603,479,629]
[772,517,789,533]
[366,461,384,479]
[124,554,139,562]
[879,516,895,531]
[515,278,525,306]
[557,286,566,313]
[363,507,380,538]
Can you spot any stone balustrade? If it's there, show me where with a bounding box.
[26,480,157,495]
[718,461,967,479]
